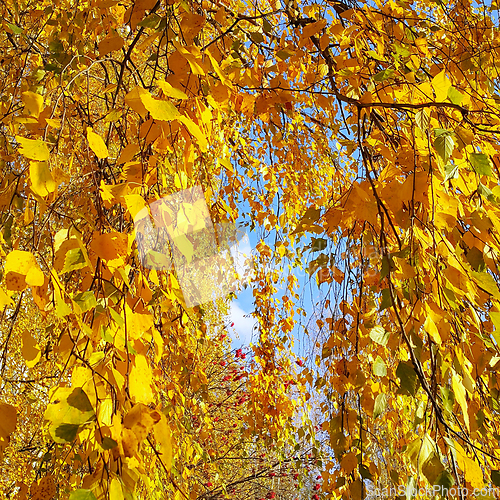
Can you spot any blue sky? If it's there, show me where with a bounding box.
[226,224,324,358]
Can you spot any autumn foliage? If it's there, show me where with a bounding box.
[2,0,500,498]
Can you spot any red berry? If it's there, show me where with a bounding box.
[296,359,303,367]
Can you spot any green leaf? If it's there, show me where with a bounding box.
[249,31,264,43]
[433,130,454,163]
[66,387,94,412]
[137,13,161,28]
[469,153,493,177]
[359,463,373,480]
[444,162,458,181]
[54,423,80,442]
[101,437,118,450]
[471,271,500,300]
[434,470,454,491]
[390,470,399,485]
[373,68,394,82]
[373,356,387,377]
[466,247,485,272]
[373,393,386,419]
[415,109,430,132]
[396,361,418,396]
[44,387,95,443]
[447,86,463,105]
[422,454,444,485]
[73,291,97,313]
[379,288,393,311]
[311,237,327,252]
[7,23,23,35]
[366,50,385,61]
[369,326,390,346]
[60,247,87,274]
[276,50,292,61]
[478,182,496,203]
[491,470,500,487]
[439,386,455,415]
[393,43,410,58]
[69,490,97,500]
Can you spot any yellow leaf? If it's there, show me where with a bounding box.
[98,35,124,56]
[16,136,50,161]
[452,373,469,431]
[424,315,441,345]
[45,118,61,129]
[452,441,484,489]
[91,232,128,262]
[30,162,56,197]
[21,91,44,118]
[5,250,44,291]
[432,70,451,102]
[109,478,124,500]
[97,398,113,427]
[123,403,160,440]
[171,233,194,263]
[125,86,149,118]
[0,402,17,461]
[0,288,13,309]
[121,427,139,458]
[117,144,139,165]
[31,475,56,500]
[100,181,129,207]
[154,413,172,471]
[129,355,154,404]
[158,80,188,100]
[51,274,72,317]
[177,115,208,151]
[340,451,357,474]
[86,127,109,159]
[173,42,205,75]
[124,194,147,220]
[206,50,232,87]
[125,305,154,340]
[21,330,41,368]
[140,93,179,121]
[301,19,327,40]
